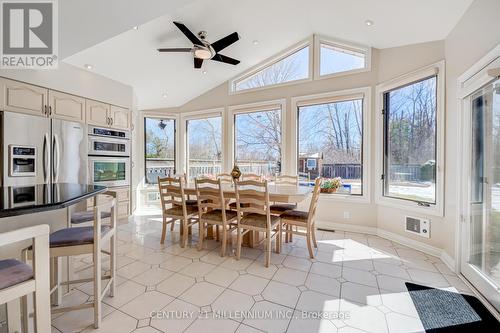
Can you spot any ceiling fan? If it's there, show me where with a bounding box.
[158,22,240,69]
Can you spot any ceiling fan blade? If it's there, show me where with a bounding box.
[211,32,239,52]
[211,54,240,65]
[194,57,203,69]
[173,21,203,46]
[157,48,192,52]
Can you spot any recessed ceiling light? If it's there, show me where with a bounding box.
[252,40,259,45]
[84,64,93,70]
[365,20,374,26]
[162,93,168,98]
[133,26,139,30]
[202,70,207,75]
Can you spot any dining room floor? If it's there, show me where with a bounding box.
[48,214,473,333]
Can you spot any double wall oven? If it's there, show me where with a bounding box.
[88,126,130,187]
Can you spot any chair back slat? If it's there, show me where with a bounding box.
[217,173,233,184]
[158,176,187,209]
[307,178,322,224]
[275,174,299,185]
[235,179,271,228]
[242,173,262,181]
[195,178,229,223]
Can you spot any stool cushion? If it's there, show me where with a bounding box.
[71,211,111,224]
[270,203,297,213]
[0,259,33,290]
[49,226,112,248]
[228,202,251,210]
[280,210,309,222]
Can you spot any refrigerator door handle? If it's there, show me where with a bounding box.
[52,133,60,183]
[42,133,49,183]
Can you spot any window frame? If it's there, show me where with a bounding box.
[291,87,371,203]
[228,99,287,175]
[313,35,371,80]
[180,108,225,180]
[375,61,445,216]
[143,114,178,185]
[229,38,313,95]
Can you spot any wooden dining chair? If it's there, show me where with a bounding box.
[280,178,322,258]
[22,197,117,329]
[234,179,281,267]
[0,225,50,333]
[195,178,237,256]
[270,174,299,215]
[158,176,200,247]
[241,173,262,181]
[216,173,233,184]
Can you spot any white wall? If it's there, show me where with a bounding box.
[0,62,133,107]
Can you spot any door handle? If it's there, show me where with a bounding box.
[42,133,48,183]
[52,134,60,182]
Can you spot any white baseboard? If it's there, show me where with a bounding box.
[316,220,456,271]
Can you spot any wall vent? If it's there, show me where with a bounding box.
[147,191,160,203]
[405,216,430,238]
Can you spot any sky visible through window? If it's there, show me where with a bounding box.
[320,44,365,76]
[145,118,175,183]
[298,99,363,194]
[235,109,281,177]
[384,76,437,203]
[187,116,222,179]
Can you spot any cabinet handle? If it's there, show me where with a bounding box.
[49,106,52,116]
[44,105,47,115]
[110,118,113,126]
[106,117,110,125]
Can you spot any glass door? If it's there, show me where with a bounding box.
[463,78,500,311]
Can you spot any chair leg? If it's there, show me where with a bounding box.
[170,218,175,231]
[236,227,242,260]
[7,299,22,333]
[110,234,116,297]
[20,249,29,333]
[181,218,188,248]
[93,248,102,328]
[50,257,61,306]
[160,220,167,244]
[311,222,318,248]
[275,223,281,254]
[221,225,227,257]
[265,231,271,268]
[215,225,220,242]
[306,226,314,259]
[197,222,204,251]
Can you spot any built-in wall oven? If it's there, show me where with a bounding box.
[88,126,130,187]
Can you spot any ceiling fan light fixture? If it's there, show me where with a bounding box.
[194,48,212,60]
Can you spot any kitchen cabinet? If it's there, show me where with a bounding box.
[48,90,86,122]
[0,78,47,117]
[87,186,131,219]
[110,105,130,130]
[86,99,110,127]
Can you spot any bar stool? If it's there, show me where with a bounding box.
[0,225,50,333]
[21,198,117,329]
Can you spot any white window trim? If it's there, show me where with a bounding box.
[141,111,180,188]
[180,107,225,178]
[290,87,371,203]
[313,34,372,80]
[229,38,313,95]
[374,60,445,217]
[228,99,287,174]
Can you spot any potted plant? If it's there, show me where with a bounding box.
[321,177,342,193]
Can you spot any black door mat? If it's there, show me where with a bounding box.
[405,282,500,332]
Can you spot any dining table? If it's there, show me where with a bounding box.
[182,182,313,246]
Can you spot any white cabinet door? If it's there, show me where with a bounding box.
[110,105,130,130]
[0,78,48,116]
[86,99,110,127]
[48,90,85,122]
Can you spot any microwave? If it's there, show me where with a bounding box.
[88,156,130,187]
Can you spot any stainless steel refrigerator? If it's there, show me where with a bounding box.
[0,111,87,187]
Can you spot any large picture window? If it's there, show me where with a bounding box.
[382,76,437,204]
[298,99,363,195]
[234,108,282,178]
[187,116,222,180]
[144,117,175,184]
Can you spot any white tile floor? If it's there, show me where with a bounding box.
[49,215,474,333]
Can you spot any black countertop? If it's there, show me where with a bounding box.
[0,183,107,218]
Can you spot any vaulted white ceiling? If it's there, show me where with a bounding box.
[63,0,473,110]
